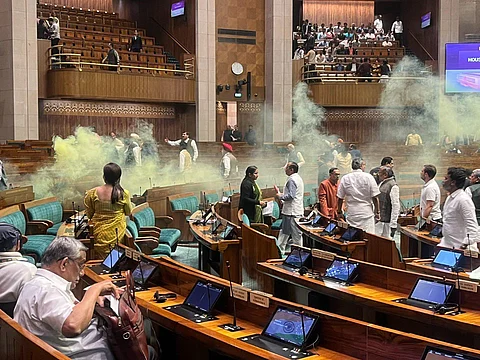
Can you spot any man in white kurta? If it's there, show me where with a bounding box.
[337,158,380,233]
[439,167,479,251]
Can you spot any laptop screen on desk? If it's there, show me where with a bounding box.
[101,247,124,270]
[324,259,358,282]
[409,278,453,305]
[433,249,462,268]
[429,224,443,237]
[263,307,318,347]
[341,227,359,241]
[284,247,311,268]
[184,281,224,313]
[132,261,157,286]
[422,346,480,360]
[324,223,336,234]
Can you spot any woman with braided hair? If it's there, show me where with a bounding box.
[84,163,133,259]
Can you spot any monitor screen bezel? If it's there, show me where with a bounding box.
[432,249,463,268]
[421,345,480,360]
[101,246,125,270]
[340,227,360,242]
[183,280,225,313]
[408,277,454,305]
[132,261,158,286]
[429,224,443,237]
[261,305,319,347]
[283,246,312,269]
[323,258,359,283]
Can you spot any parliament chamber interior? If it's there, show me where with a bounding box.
[2,0,480,359]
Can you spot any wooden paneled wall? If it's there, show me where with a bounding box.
[135,0,196,66]
[323,108,410,143]
[401,0,439,63]
[237,102,264,144]
[38,101,196,142]
[43,0,113,12]
[303,0,374,26]
[309,83,385,107]
[216,0,266,98]
[47,69,195,103]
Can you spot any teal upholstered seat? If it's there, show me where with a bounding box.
[26,201,64,236]
[242,213,251,226]
[170,196,199,214]
[23,255,36,265]
[126,218,171,257]
[271,201,282,230]
[205,193,219,204]
[0,210,55,262]
[133,207,181,251]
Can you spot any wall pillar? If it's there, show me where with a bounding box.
[195,0,216,142]
[0,0,38,140]
[438,0,459,80]
[264,0,293,143]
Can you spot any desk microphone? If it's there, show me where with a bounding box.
[345,254,351,286]
[138,260,146,290]
[206,282,212,318]
[149,177,152,189]
[72,201,76,233]
[139,186,142,196]
[228,183,232,195]
[453,266,464,314]
[300,310,307,353]
[219,261,243,332]
[467,234,473,272]
[298,248,308,276]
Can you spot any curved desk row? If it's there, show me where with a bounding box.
[80,250,480,359]
[257,252,480,349]
[298,220,404,269]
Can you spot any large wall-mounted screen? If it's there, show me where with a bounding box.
[445,43,480,93]
[171,1,185,17]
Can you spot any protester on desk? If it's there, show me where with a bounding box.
[0,223,37,317]
[275,162,304,255]
[337,158,380,233]
[84,163,133,259]
[239,165,267,223]
[439,167,479,251]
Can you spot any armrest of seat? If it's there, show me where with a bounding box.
[138,228,161,237]
[135,236,159,255]
[26,220,53,235]
[155,215,173,228]
[172,209,192,217]
[251,223,270,234]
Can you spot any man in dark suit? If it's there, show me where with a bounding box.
[129,30,142,52]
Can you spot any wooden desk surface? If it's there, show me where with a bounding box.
[81,254,480,359]
[257,261,480,339]
[297,222,367,254]
[84,267,355,360]
[400,226,440,247]
[189,222,240,251]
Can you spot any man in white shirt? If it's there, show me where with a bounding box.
[465,168,480,225]
[391,16,404,46]
[220,142,238,179]
[14,237,121,360]
[0,224,37,316]
[337,158,380,233]
[439,167,479,251]
[165,131,198,172]
[274,162,305,255]
[374,15,384,34]
[375,167,400,238]
[420,164,442,222]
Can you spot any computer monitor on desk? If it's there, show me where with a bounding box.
[422,346,480,360]
[431,249,463,271]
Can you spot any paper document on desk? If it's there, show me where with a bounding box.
[188,210,203,222]
[262,201,274,216]
[105,294,120,316]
